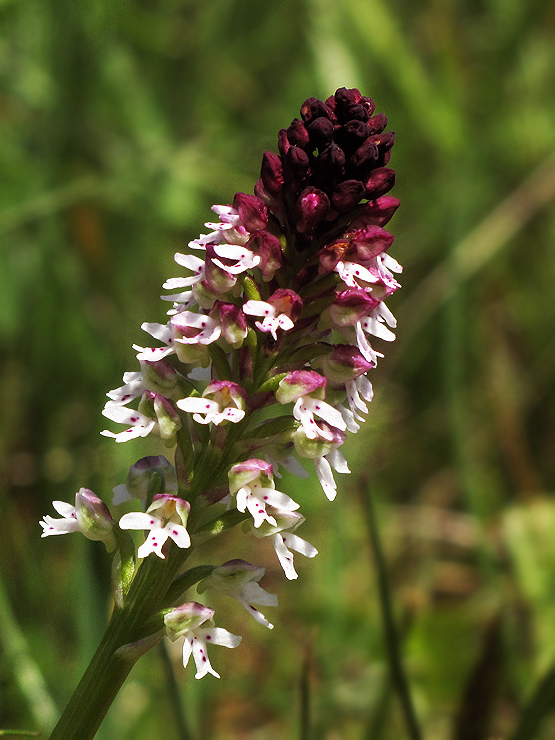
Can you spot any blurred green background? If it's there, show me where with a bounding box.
[1,0,555,738]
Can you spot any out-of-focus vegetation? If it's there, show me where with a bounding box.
[1,0,555,738]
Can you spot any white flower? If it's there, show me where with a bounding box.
[228,459,299,529]
[313,448,350,501]
[133,312,221,364]
[293,395,347,441]
[177,381,246,425]
[40,489,115,551]
[100,405,156,443]
[252,512,318,580]
[242,300,295,340]
[119,495,190,559]
[211,243,260,275]
[164,602,241,679]
[198,560,278,629]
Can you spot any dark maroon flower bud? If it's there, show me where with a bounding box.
[345,104,369,122]
[260,151,284,194]
[367,113,388,135]
[333,87,364,118]
[246,230,283,281]
[350,225,395,263]
[232,193,268,231]
[351,139,379,170]
[317,143,345,181]
[356,196,400,227]
[287,118,310,148]
[363,167,396,199]
[278,129,290,157]
[330,180,365,213]
[300,97,334,123]
[368,131,396,155]
[297,187,330,233]
[339,120,370,152]
[307,117,334,149]
[329,288,380,326]
[283,146,311,186]
[359,95,377,118]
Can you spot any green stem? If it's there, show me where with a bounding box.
[359,480,423,740]
[48,549,187,740]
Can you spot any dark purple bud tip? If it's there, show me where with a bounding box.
[232,193,268,232]
[296,187,330,233]
[351,225,395,262]
[260,151,284,194]
[300,97,334,123]
[357,196,400,227]
[363,167,396,199]
[283,146,311,185]
[287,119,310,148]
[331,180,365,213]
[278,129,290,157]
[307,117,334,149]
[345,104,370,123]
[368,132,396,160]
[333,88,373,121]
[351,139,379,170]
[338,120,370,152]
[317,143,346,179]
[367,113,388,135]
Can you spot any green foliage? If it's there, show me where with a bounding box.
[1,0,555,737]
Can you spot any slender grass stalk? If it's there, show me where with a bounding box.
[159,639,194,740]
[298,644,312,740]
[0,572,58,733]
[510,666,555,740]
[358,479,423,740]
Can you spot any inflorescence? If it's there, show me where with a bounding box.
[40,88,401,680]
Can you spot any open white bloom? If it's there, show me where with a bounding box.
[40,488,115,552]
[293,395,347,441]
[228,459,299,529]
[119,495,190,559]
[252,512,318,580]
[242,299,294,340]
[177,380,246,425]
[101,405,156,442]
[198,560,278,629]
[164,602,241,679]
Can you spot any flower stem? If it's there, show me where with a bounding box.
[358,479,423,740]
[48,549,187,740]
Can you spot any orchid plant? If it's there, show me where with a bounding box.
[40,87,402,739]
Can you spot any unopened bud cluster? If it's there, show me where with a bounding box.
[40,89,402,679]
